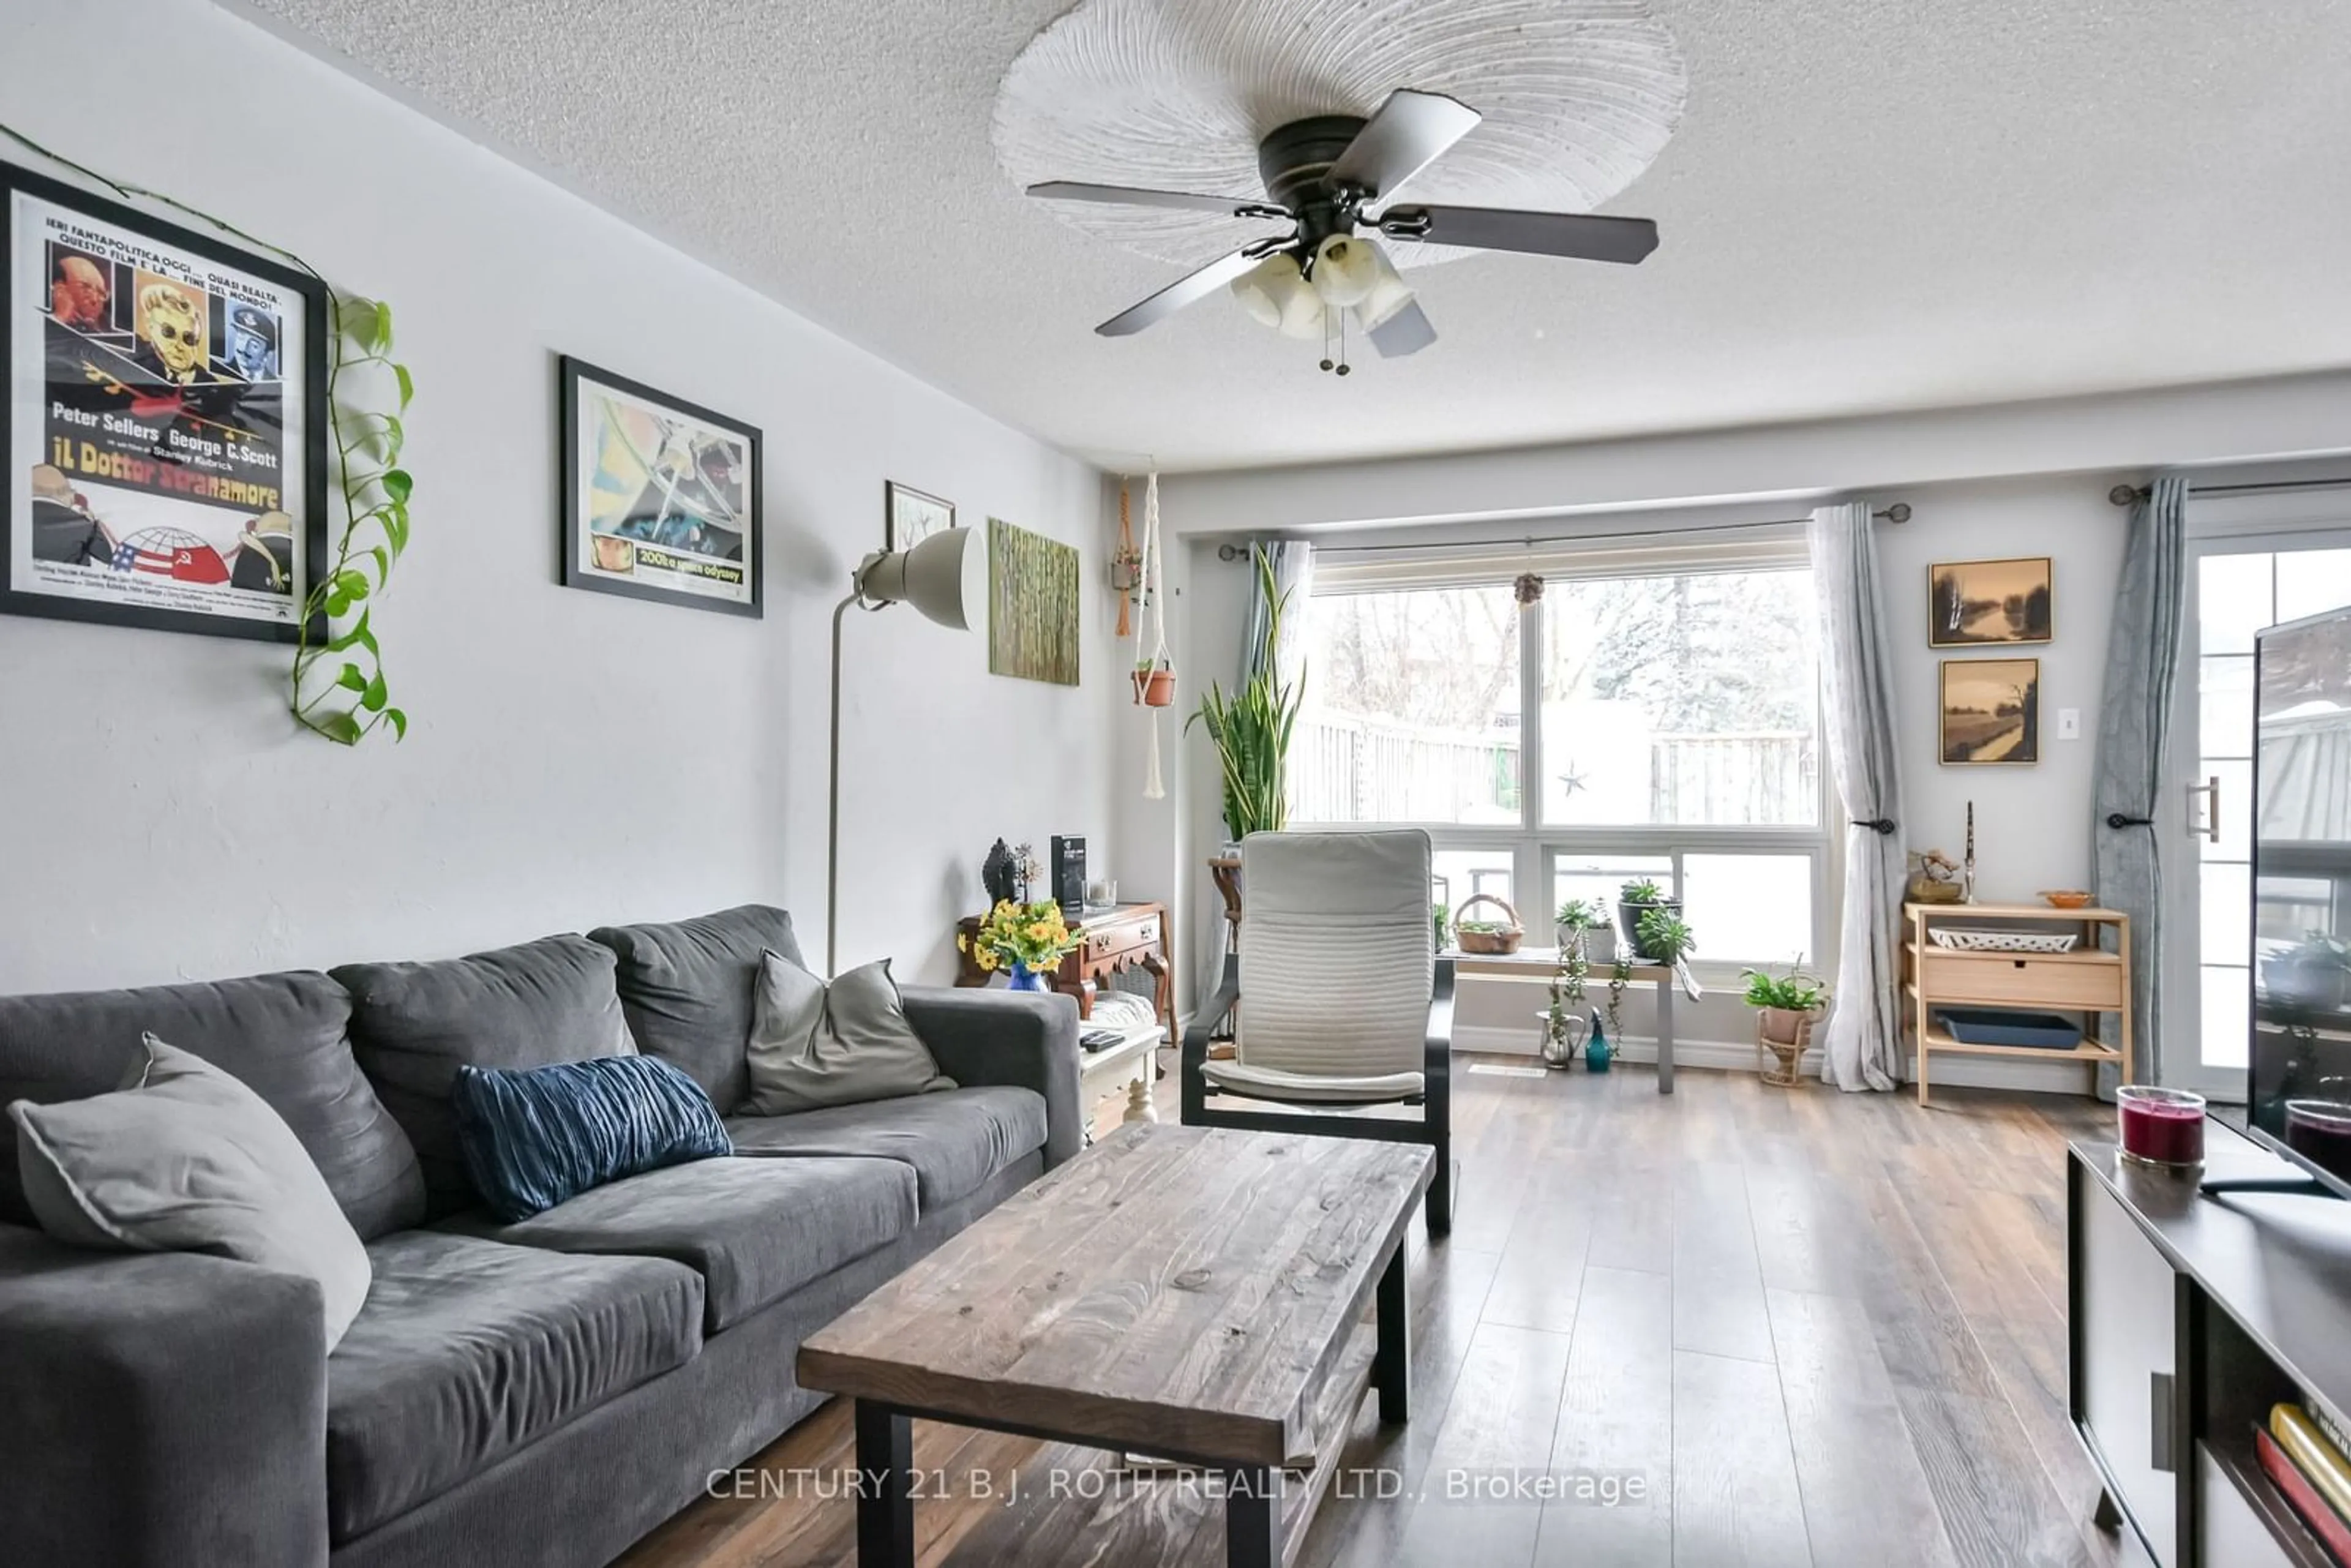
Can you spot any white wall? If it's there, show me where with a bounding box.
[1144,383,2351,1082]
[0,1,1109,994]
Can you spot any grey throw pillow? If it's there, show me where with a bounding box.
[9,1035,373,1350]
[740,955,954,1116]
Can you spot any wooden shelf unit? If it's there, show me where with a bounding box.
[1902,901,2132,1105]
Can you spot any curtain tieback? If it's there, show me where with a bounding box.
[1850,817,1897,835]
[2104,813,2154,829]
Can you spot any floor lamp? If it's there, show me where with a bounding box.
[827,525,984,975]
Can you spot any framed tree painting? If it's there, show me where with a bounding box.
[987,516,1079,686]
[1940,657,2040,765]
[885,480,953,552]
[559,356,762,617]
[2,161,329,640]
[1929,555,2052,647]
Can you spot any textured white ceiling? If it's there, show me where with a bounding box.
[233,0,2351,474]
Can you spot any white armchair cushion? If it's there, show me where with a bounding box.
[1199,1059,1424,1104]
[1233,830,1432,1084]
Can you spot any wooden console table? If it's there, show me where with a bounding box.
[1903,901,2131,1106]
[953,900,1175,1044]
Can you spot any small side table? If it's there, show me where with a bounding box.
[953,901,1176,1047]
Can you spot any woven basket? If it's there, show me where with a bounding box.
[1452,893,1524,955]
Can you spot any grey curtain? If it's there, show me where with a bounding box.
[1242,540,1314,687]
[1809,502,1904,1092]
[2093,474,2188,1089]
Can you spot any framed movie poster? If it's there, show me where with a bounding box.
[4,162,328,641]
[559,356,762,617]
[885,479,953,552]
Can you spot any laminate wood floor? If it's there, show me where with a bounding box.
[623,1057,2124,1568]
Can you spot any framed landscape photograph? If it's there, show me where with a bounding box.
[3,161,329,641]
[987,516,1079,686]
[1929,555,2052,647]
[885,480,953,552]
[559,356,761,617]
[1941,657,2040,765]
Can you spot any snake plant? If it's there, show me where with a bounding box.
[1188,547,1303,840]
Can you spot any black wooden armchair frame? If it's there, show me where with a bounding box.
[1179,953,1454,1236]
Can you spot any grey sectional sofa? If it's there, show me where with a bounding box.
[0,904,1080,1568]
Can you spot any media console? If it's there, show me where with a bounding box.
[2071,1119,2351,1566]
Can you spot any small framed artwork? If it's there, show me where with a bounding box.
[3,160,329,641]
[1929,555,2052,647]
[885,480,954,552]
[1941,657,2040,765]
[559,356,761,617]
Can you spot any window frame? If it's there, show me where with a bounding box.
[1291,549,1832,977]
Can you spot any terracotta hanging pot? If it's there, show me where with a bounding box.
[1132,662,1176,707]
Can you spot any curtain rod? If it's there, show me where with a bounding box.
[1213,503,1910,561]
[2109,476,2351,506]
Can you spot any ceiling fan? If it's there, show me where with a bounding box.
[1027,89,1660,368]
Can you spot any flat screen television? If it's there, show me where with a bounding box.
[2248,604,2351,1196]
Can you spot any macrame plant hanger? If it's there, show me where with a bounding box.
[1134,472,1174,798]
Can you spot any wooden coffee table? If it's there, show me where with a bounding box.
[797,1123,1433,1567]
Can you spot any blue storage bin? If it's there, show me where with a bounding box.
[1935,1009,2083,1048]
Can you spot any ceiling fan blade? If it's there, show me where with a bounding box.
[1326,90,1482,201]
[1377,206,1659,264]
[1028,181,1286,220]
[1367,299,1438,358]
[1095,249,1267,337]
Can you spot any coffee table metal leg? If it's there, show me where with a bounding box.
[1226,1466,1280,1568]
[854,1400,914,1568]
[1374,1242,1409,1424]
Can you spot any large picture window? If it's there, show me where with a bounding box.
[1292,544,1825,968]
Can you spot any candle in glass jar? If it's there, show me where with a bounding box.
[2285,1100,2351,1183]
[2117,1085,2206,1168]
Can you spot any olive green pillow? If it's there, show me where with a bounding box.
[740,955,953,1116]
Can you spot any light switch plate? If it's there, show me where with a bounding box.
[2057,707,2082,740]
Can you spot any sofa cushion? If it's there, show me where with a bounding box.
[440,1154,915,1333]
[741,955,953,1116]
[726,1086,1049,1210]
[452,1055,733,1221]
[0,969,423,1239]
[588,905,804,1114]
[13,1035,375,1349]
[327,1230,702,1544]
[333,936,636,1218]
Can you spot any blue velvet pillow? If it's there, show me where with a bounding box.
[449,1055,732,1221]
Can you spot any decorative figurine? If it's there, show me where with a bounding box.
[1963,801,1978,904]
[981,839,1017,907]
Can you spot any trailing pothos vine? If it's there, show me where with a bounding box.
[2,124,413,745]
[293,301,411,744]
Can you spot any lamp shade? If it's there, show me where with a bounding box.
[1311,234,1378,308]
[1354,241,1416,331]
[858,525,983,629]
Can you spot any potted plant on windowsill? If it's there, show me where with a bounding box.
[1617,878,1681,958]
[2266,932,2351,1012]
[1633,906,1695,967]
[1557,897,1615,966]
[1739,964,1824,1086]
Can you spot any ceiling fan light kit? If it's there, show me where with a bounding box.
[993,0,1687,369]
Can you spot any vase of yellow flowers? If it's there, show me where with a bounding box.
[959,899,1081,992]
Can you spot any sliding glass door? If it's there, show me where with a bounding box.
[2166,531,2351,1096]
